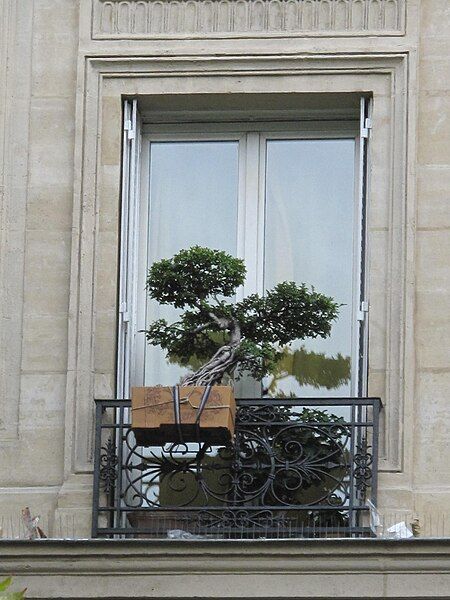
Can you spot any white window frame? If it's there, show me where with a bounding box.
[119,104,371,398]
[117,99,141,400]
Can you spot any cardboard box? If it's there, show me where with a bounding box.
[131,386,236,446]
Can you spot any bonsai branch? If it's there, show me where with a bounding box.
[181,314,241,386]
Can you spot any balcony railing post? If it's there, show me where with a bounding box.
[371,397,381,507]
[91,399,104,538]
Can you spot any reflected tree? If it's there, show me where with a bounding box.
[264,346,351,397]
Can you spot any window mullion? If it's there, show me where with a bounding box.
[242,132,263,297]
[257,134,267,297]
[236,134,247,303]
[235,132,265,398]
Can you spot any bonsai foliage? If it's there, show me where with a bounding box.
[145,246,339,386]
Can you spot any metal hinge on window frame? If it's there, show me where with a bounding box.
[119,301,130,325]
[124,119,135,140]
[361,117,372,139]
[357,301,369,322]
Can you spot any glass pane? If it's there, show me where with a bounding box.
[144,141,239,386]
[263,138,356,398]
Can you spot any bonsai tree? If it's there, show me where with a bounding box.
[145,246,339,387]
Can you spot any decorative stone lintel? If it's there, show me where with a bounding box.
[94,0,405,38]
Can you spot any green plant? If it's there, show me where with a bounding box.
[0,577,26,600]
[145,246,339,386]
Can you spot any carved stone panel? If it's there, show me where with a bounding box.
[94,0,405,38]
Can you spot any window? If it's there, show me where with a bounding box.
[118,97,370,401]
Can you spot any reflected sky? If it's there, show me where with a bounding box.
[147,141,239,261]
[144,141,239,385]
[264,139,356,397]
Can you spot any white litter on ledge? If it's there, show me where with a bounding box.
[386,521,414,539]
[166,529,207,540]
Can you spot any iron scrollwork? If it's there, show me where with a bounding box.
[93,398,380,537]
[122,406,355,518]
[99,435,118,493]
[354,438,373,500]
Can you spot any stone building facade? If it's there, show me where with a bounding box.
[0,1,450,595]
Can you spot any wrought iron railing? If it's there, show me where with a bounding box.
[92,397,380,539]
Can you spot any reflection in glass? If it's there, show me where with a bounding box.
[144,141,239,385]
[264,139,356,397]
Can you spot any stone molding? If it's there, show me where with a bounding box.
[0,0,33,442]
[93,0,405,38]
[65,54,412,487]
[1,539,450,598]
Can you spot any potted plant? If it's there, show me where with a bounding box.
[131,246,339,446]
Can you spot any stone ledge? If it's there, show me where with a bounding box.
[1,539,450,598]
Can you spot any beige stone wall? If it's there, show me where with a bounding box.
[413,0,450,518]
[0,0,79,533]
[0,0,449,539]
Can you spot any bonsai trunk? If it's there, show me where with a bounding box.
[180,315,241,386]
